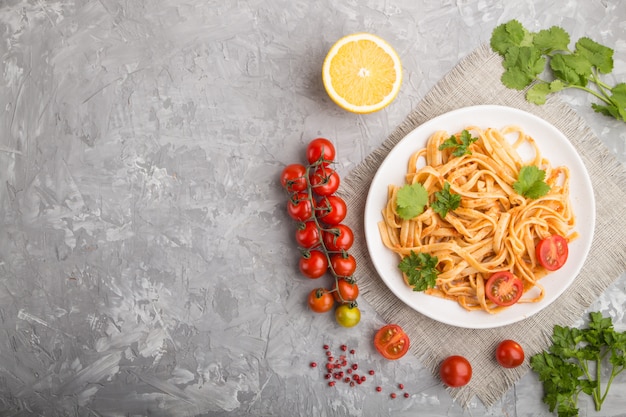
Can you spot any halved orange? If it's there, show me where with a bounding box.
[322,33,402,114]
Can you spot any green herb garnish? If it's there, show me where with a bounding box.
[396,182,428,220]
[398,251,439,291]
[513,165,550,199]
[432,182,461,218]
[490,19,626,122]
[530,312,626,416]
[438,130,478,157]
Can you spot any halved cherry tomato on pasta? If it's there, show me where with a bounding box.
[299,250,328,279]
[374,324,410,360]
[306,138,336,165]
[315,195,347,225]
[295,221,320,248]
[332,278,359,303]
[485,271,523,307]
[307,288,334,313]
[335,304,360,327]
[495,339,525,368]
[536,235,568,271]
[439,355,472,387]
[309,166,340,196]
[322,224,354,252]
[280,163,307,192]
[330,253,356,277]
[287,192,313,221]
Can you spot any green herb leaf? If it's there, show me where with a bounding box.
[576,37,614,74]
[550,53,592,87]
[396,183,428,220]
[397,251,439,291]
[490,20,533,55]
[501,46,546,90]
[438,130,478,157]
[533,26,570,54]
[526,81,551,104]
[490,20,626,123]
[513,166,550,199]
[592,82,626,120]
[530,313,626,416]
[526,79,566,104]
[431,182,461,218]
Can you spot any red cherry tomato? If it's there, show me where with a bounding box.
[495,339,525,368]
[322,224,354,252]
[330,253,356,277]
[332,278,359,303]
[536,235,569,271]
[307,138,336,165]
[280,163,307,192]
[335,304,360,327]
[299,250,328,279]
[287,192,313,221]
[309,166,340,196]
[295,221,320,248]
[316,195,347,225]
[439,355,472,387]
[485,271,523,307]
[307,288,334,313]
[373,324,410,360]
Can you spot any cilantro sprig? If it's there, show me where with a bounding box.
[398,251,439,291]
[396,182,428,220]
[513,165,550,199]
[490,20,626,122]
[438,130,478,157]
[432,182,461,218]
[530,312,626,416]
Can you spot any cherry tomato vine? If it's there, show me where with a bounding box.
[281,137,361,327]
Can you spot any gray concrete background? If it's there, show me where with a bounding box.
[0,0,625,416]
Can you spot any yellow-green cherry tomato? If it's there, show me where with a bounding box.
[335,304,361,327]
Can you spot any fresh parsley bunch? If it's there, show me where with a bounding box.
[530,312,626,417]
[490,20,626,122]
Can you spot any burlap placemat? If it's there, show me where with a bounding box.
[339,44,626,407]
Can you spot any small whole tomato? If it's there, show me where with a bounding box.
[315,195,347,225]
[322,224,354,252]
[332,278,359,303]
[287,192,313,221]
[335,304,361,328]
[536,235,568,271]
[307,288,334,313]
[374,324,410,360]
[495,339,525,368]
[307,138,336,165]
[330,253,356,277]
[280,163,307,192]
[299,250,328,279]
[439,355,472,387]
[295,221,321,248]
[309,166,340,196]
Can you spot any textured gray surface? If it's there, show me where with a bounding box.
[0,1,625,416]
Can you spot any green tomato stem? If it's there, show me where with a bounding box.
[566,84,613,106]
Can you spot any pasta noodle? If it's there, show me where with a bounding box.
[378,126,577,314]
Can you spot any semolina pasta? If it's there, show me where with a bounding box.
[378,126,576,314]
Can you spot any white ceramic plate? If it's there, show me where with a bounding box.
[364,105,595,329]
